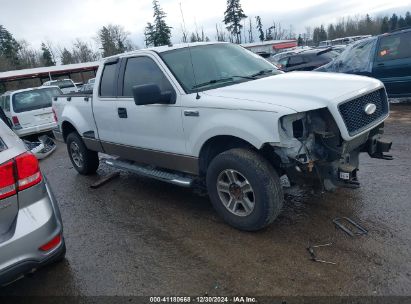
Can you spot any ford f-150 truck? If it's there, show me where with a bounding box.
[53,42,392,231]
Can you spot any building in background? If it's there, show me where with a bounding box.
[0,62,99,93]
[241,40,298,57]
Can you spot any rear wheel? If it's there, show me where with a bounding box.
[66,132,99,175]
[206,148,283,231]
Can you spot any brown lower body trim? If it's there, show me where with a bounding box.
[95,140,199,175]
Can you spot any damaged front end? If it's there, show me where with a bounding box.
[271,107,392,191]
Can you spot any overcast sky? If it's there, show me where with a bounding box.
[1,0,410,50]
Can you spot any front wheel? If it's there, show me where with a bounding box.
[206,148,283,231]
[66,132,99,175]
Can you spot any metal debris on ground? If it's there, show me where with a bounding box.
[306,243,336,265]
[23,135,57,159]
[90,172,120,189]
[333,217,368,237]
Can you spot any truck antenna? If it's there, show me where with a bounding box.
[179,2,200,100]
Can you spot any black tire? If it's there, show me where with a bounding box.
[206,148,283,231]
[66,132,99,175]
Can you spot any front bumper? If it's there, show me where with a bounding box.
[0,178,64,286]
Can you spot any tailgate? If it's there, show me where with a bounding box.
[16,107,54,127]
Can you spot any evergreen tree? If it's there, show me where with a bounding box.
[61,48,74,65]
[255,16,264,42]
[144,22,156,47]
[0,25,21,70]
[398,16,407,28]
[389,14,398,31]
[223,0,247,44]
[319,25,327,41]
[406,11,411,26]
[381,17,389,33]
[297,34,303,46]
[152,0,172,46]
[190,33,198,43]
[41,42,55,66]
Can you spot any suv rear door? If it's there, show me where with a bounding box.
[373,31,411,97]
[11,87,60,129]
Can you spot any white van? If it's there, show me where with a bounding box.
[42,79,78,94]
[0,86,62,137]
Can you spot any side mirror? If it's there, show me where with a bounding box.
[132,84,173,105]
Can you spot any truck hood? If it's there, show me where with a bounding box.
[203,71,383,112]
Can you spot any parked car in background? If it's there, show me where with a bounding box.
[330,45,347,53]
[0,119,65,286]
[316,28,411,98]
[331,37,354,46]
[87,78,96,84]
[79,83,94,92]
[0,86,61,138]
[53,42,391,231]
[43,79,78,94]
[273,48,339,72]
[318,40,332,48]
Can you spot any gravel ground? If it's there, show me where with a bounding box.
[1,104,410,297]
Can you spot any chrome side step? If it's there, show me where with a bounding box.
[102,158,193,188]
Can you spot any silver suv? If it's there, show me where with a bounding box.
[0,119,65,286]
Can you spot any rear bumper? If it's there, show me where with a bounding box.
[0,178,64,286]
[0,240,65,286]
[14,122,57,137]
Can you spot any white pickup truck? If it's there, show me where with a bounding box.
[53,42,392,231]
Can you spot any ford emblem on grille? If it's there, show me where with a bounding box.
[364,103,377,115]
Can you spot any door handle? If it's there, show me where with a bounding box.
[118,107,127,118]
[184,110,199,117]
[377,63,385,67]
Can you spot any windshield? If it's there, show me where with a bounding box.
[160,44,281,93]
[12,87,61,113]
[50,80,75,89]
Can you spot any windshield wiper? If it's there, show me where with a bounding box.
[192,75,256,90]
[192,77,234,89]
[249,69,274,78]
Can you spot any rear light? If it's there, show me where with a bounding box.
[39,234,61,251]
[15,152,42,191]
[52,108,58,122]
[11,116,20,126]
[0,152,42,200]
[0,160,17,200]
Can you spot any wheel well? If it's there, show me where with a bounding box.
[198,136,254,176]
[61,121,77,142]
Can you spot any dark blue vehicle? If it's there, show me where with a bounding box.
[316,28,411,98]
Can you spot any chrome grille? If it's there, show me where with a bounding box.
[338,89,388,136]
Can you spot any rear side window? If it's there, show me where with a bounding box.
[99,63,118,97]
[121,56,173,97]
[288,56,305,66]
[377,32,411,61]
[12,88,60,113]
[4,96,10,112]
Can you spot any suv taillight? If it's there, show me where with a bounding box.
[0,152,42,200]
[0,161,17,200]
[15,153,42,191]
[52,108,58,122]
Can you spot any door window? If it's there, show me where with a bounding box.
[99,63,118,97]
[377,32,411,61]
[287,56,304,66]
[121,56,173,97]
